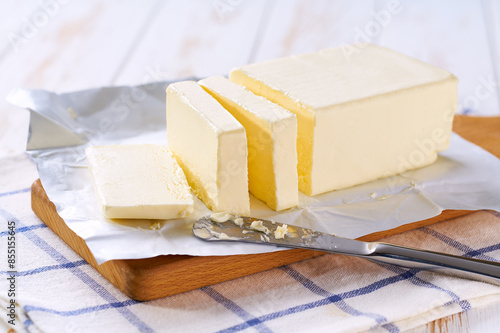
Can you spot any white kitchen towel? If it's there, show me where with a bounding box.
[1,153,500,333]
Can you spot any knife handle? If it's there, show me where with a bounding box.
[366,243,500,285]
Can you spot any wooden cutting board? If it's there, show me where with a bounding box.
[31,115,500,301]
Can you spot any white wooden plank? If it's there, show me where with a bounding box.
[0,0,161,93]
[251,0,376,62]
[463,300,500,333]
[377,0,500,116]
[0,0,160,158]
[113,0,268,85]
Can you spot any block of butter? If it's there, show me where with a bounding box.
[86,144,193,219]
[230,43,458,196]
[166,81,250,216]
[199,76,298,211]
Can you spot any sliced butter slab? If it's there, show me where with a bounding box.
[166,81,250,216]
[230,43,458,196]
[86,144,193,219]
[199,76,298,211]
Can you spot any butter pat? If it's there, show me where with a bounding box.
[86,144,193,219]
[230,44,458,196]
[166,81,250,215]
[199,76,298,211]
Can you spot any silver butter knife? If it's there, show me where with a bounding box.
[193,215,500,285]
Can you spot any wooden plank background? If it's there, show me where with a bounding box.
[1,1,499,331]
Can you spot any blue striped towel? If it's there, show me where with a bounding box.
[1,153,500,332]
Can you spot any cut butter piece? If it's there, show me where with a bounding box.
[166,81,250,216]
[85,144,193,219]
[230,43,458,196]
[199,76,298,211]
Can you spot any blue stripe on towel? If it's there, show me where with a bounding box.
[0,187,31,198]
[0,223,47,237]
[0,260,87,276]
[376,263,471,311]
[24,300,139,316]
[202,286,273,333]
[280,266,399,333]
[24,319,33,328]
[218,265,413,333]
[465,243,500,260]
[420,227,497,261]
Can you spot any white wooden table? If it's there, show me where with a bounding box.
[1,1,499,331]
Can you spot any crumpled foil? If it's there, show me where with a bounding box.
[7,80,500,264]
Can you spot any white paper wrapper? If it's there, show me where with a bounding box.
[8,80,500,264]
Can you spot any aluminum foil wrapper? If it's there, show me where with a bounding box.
[7,80,500,264]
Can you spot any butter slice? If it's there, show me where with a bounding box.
[199,76,298,211]
[230,44,458,196]
[166,81,250,215]
[86,144,193,219]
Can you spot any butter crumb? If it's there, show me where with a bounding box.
[370,192,391,201]
[250,220,270,235]
[67,107,77,119]
[376,194,392,201]
[218,232,230,240]
[178,207,192,218]
[233,217,244,227]
[149,222,161,230]
[274,224,288,239]
[210,212,232,223]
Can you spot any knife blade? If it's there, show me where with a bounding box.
[193,215,500,285]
